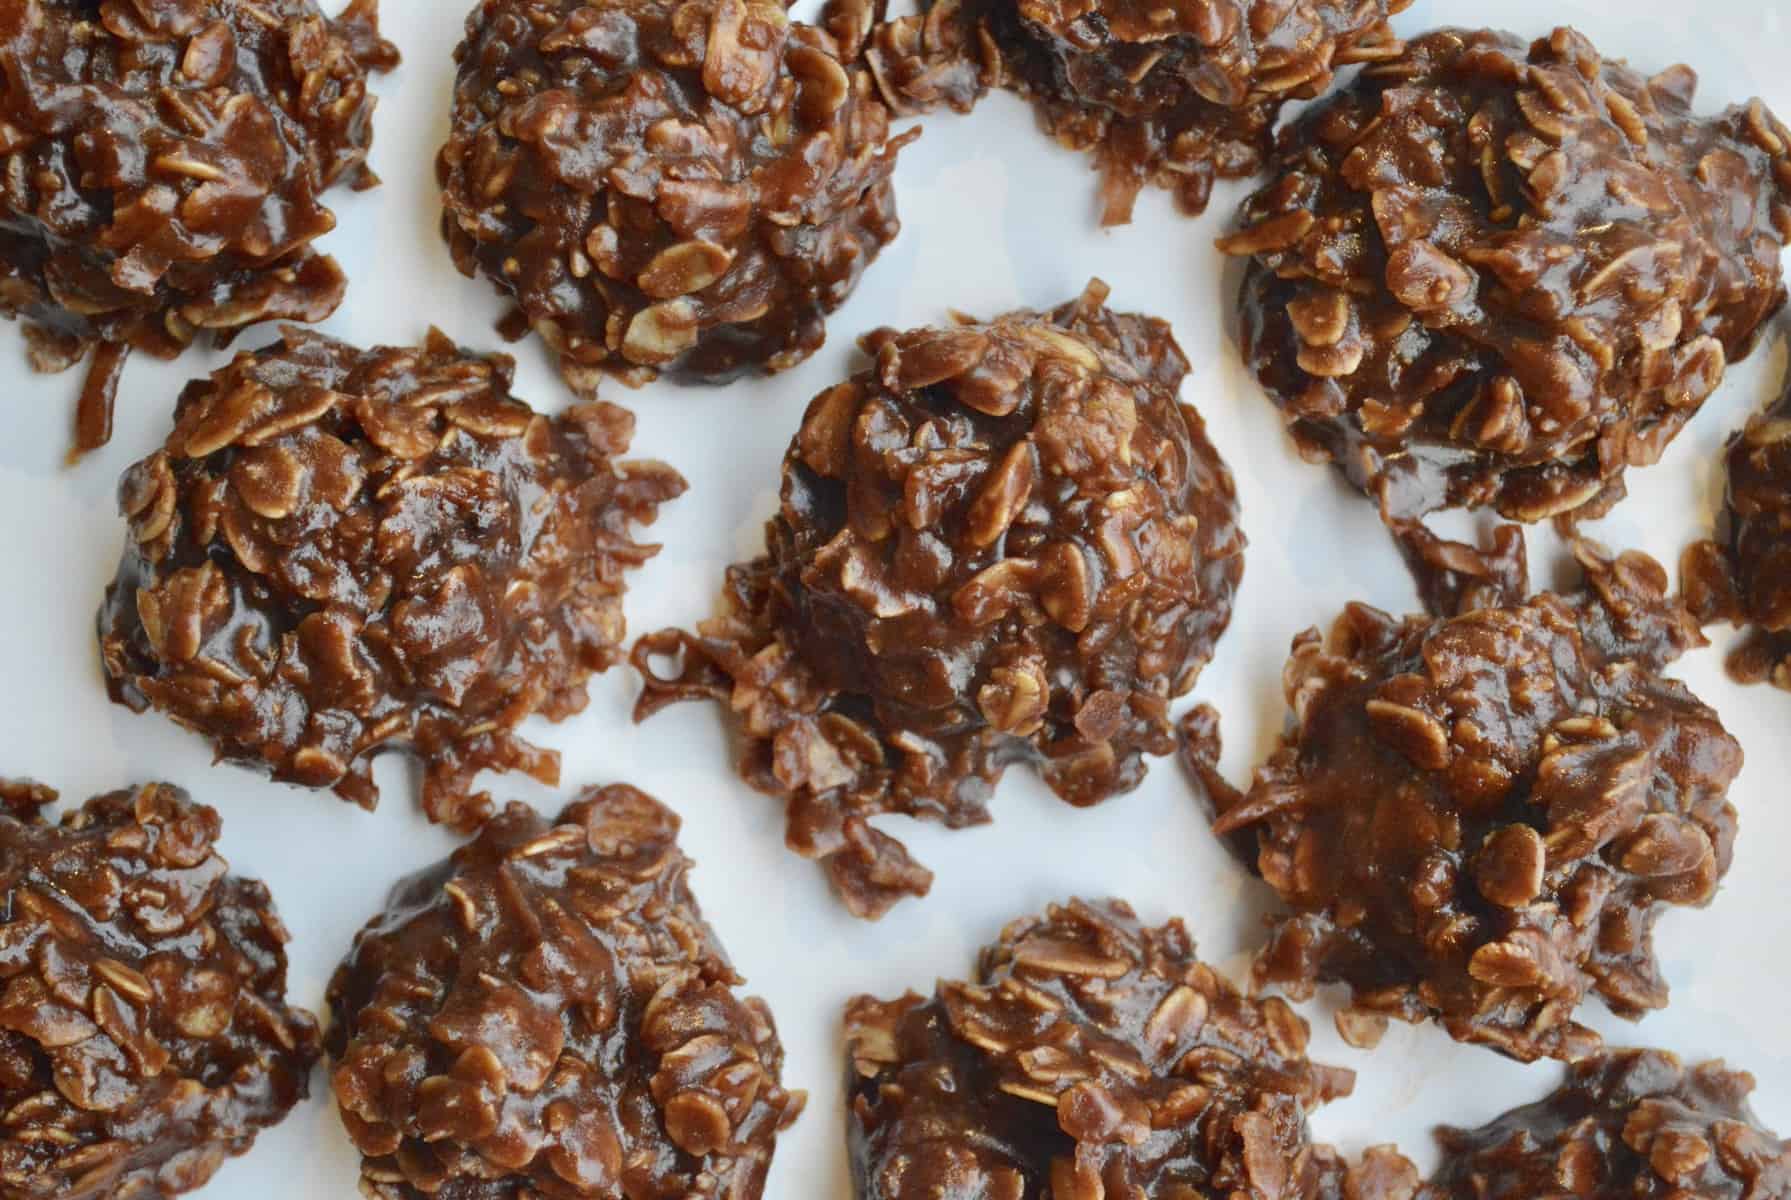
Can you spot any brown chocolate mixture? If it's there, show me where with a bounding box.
[439,0,915,396]
[328,785,805,1200]
[634,281,1244,918]
[0,0,397,457]
[0,781,319,1200]
[98,327,685,832]
[1221,27,1791,611]
[1684,373,1791,690]
[846,898,1421,1200]
[833,0,1408,225]
[1429,1048,1791,1199]
[1204,542,1741,1062]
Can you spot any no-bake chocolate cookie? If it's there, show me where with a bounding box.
[1684,376,1791,690]
[1430,1048,1791,1199]
[439,0,915,394]
[0,0,397,456]
[1222,27,1791,606]
[1209,542,1741,1062]
[837,0,1408,225]
[845,899,1419,1200]
[634,281,1244,917]
[99,327,685,832]
[328,785,805,1200]
[0,781,319,1200]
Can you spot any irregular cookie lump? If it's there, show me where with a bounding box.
[0,0,398,456]
[0,781,319,1200]
[98,327,685,832]
[634,281,1244,918]
[1429,1048,1791,1199]
[1222,27,1791,605]
[1215,542,1742,1062]
[328,785,805,1200]
[845,898,1419,1200]
[1684,375,1791,690]
[439,0,915,394]
[838,0,1408,225]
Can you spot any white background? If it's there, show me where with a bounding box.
[3,0,1788,1193]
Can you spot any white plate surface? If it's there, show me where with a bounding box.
[2,0,1788,1194]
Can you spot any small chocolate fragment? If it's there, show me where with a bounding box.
[1217,542,1741,1062]
[1430,1048,1791,1199]
[0,0,398,457]
[439,0,915,395]
[1684,374,1791,689]
[98,327,685,832]
[0,781,319,1200]
[838,0,1408,225]
[1222,27,1791,608]
[634,281,1244,918]
[1176,700,1257,872]
[328,785,805,1200]
[846,898,1419,1200]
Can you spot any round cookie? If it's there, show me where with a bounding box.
[1214,542,1742,1061]
[328,785,805,1200]
[840,0,1409,224]
[635,280,1243,917]
[845,899,1418,1200]
[0,0,397,455]
[1221,26,1791,605]
[99,327,685,831]
[439,0,915,393]
[1430,1048,1791,1199]
[0,781,318,1200]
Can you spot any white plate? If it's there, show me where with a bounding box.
[3,0,1787,1193]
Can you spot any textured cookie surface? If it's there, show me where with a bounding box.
[1684,372,1791,690]
[845,899,1419,1200]
[1222,26,1791,606]
[839,0,1408,224]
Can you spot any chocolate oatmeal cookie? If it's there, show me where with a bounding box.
[1209,542,1741,1062]
[1429,1048,1791,1199]
[328,784,805,1200]
[635,281,1243,917]
[1684,373,1791,690]
[846,898,1419,1200]
[836,0,1408,225]
[0,781,318,1200]
[1222,27,1791,610]
[0,0,397,456]
[99,327,685,832]
[439,0,915,395]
